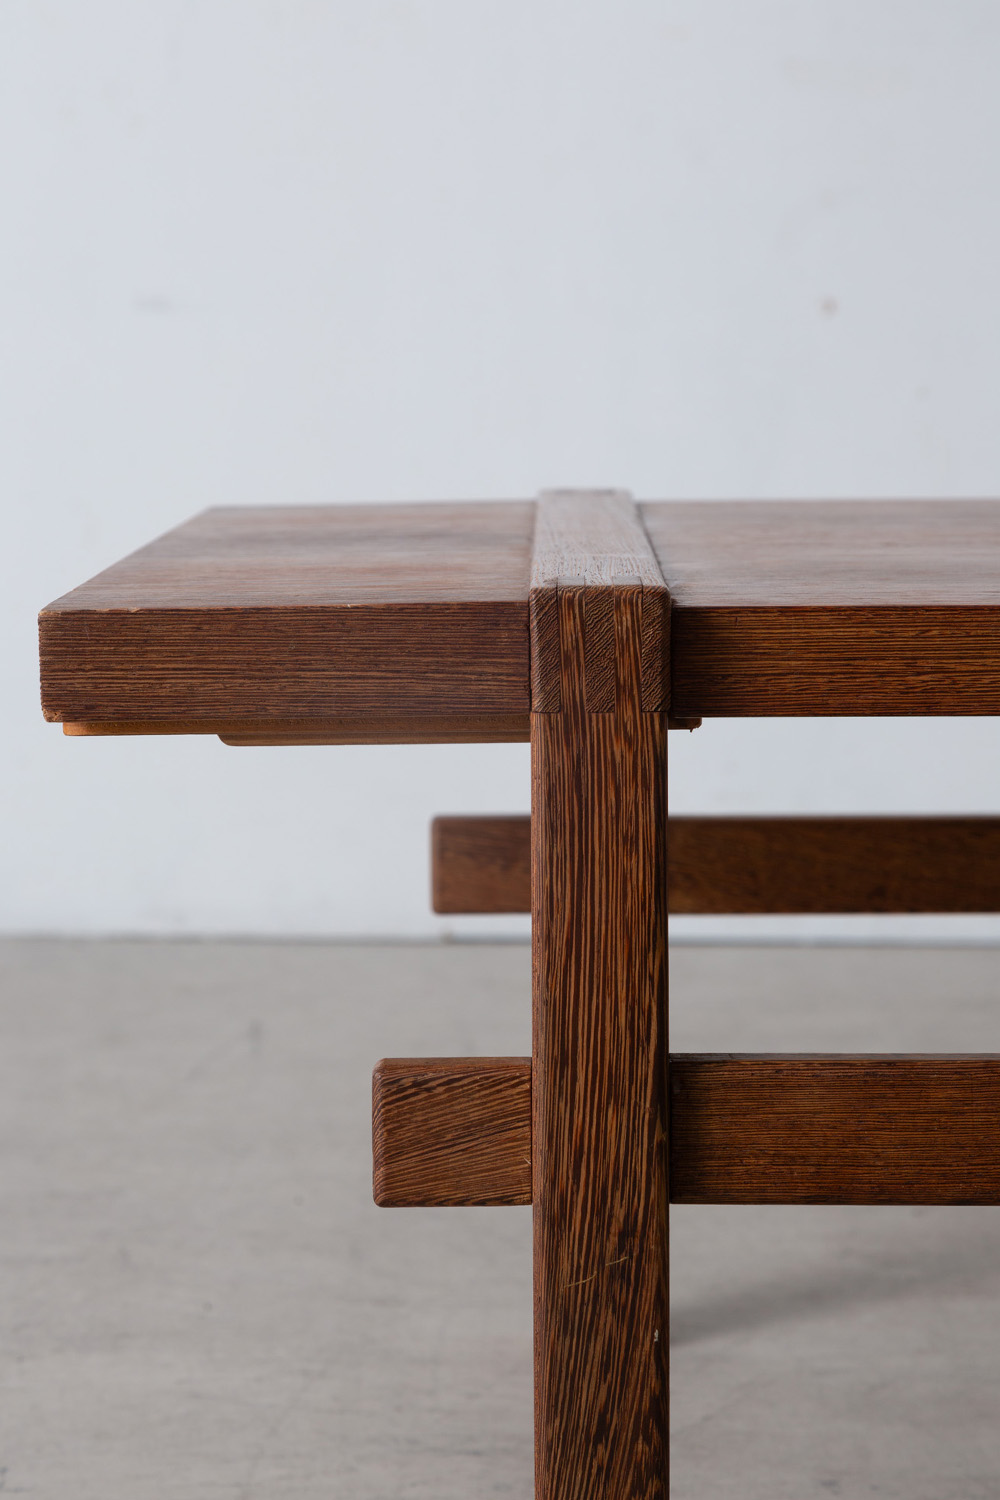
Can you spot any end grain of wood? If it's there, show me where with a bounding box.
[372,1058,532,1208]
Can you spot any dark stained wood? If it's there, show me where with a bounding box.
[529,490,670,713]
[532,560,670,1496]
[668,816,1000,913]
[45,502,534,608]
[40,498,1000,730]
[432,815,1000,914]
[372,1057,532,1207]
[642,500,1000,716]
[40,502,533,724]
[65,715,692,742]
[217,715,528,745]
[671,605,1000,716]
[670,1056,1000,1205]
[432,816,531,914]
[40,603,529,721]
[374,1055,1000,1209]
[38,493,1000,1500]
[645,500,1000,607]
[219,717,528,745]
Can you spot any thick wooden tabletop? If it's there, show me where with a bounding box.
[39,498,1000,734]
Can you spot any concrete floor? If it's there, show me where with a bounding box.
[2,941,1000,1497]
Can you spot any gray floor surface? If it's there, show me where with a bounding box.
[2,939,1000,1497]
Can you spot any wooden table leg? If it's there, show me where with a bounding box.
[531,583,670,1500]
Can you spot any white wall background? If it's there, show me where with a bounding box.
[3,1,1000,940]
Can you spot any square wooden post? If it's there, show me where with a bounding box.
[530,493,671,1500]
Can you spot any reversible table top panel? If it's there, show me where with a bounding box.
[39,499,1000,726]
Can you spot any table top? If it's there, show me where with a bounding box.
[39,498,1000,734]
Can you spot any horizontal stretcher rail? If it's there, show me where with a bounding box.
[372,1057,532,1207]
[374,1056,1000,1206]
[431,815,1000,914]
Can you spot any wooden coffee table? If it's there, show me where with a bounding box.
[39,492,1000,1498]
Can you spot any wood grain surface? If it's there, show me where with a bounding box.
[41,604,528,721]
[373,1056,1000,1208]
[218,714,529,745]
[40,502,533,723]
[644,501,1000,607]
[670,605,1000,716]
[372,1057,532,1208]
[40,498,1000,728]
[670,1055,1000,1204]
[432,814,1000,914]
[432,816,532,913]
[529,490,670,713]
[532,558,670,1497]
[667,816,1000,913]
[643,500,1000,715]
